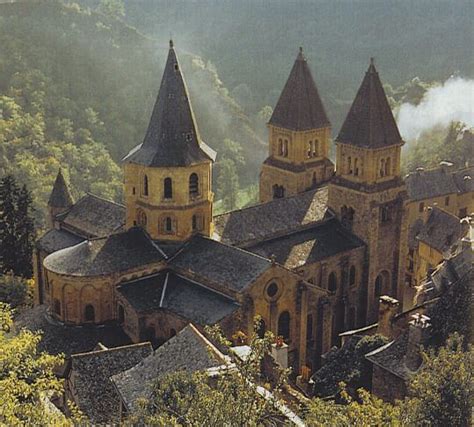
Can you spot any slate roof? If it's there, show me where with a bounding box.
[123,40,215,167]
[111,324,227,411]
[417,207,468,256]
[68,342,152,424]
[117,271,239,324]
[36,228,84,254]
[13,305,131,356]
[170,235,271,292]
[58,193,125,238]
[337,60,402,149]
[405,167,460,201]
[263,156,334,173]
[452,166,474,194]
[269,47,330,131]
[426,244,473,300]
[48,169,73,208]
[43,227,166,277]
[365,331,411,380]
[214,187,330,247]
[249,219,365,269]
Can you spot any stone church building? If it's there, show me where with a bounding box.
[33,41,474,375]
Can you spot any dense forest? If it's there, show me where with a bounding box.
[0,0,472,226]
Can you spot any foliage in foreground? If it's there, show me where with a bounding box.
[0,303,67,425]
[0,175,35,278]
[311,334,388,398]
[127,321,473,426]
[0,272,33,309]
[127,320,288,425]
[405,334,473,427]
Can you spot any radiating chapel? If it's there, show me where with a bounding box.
[34,41,474,374]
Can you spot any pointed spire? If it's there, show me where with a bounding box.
[337,59,402,148]
[269,47,330,131]
[123,41,215,167]
[48,168,74,209]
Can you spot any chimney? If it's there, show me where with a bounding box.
[271,338,288,369]
[377,296,400,339]
[461,215,474,251]
[422,205,433,225]
[439,160,454,173]
[404,313,430,371]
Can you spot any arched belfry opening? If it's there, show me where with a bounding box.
[122,40,215,241]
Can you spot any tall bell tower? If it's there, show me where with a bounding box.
[122,40,216,241]
[328,59,408,324]
[260,47,334,203]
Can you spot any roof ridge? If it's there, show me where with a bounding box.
[84,192,126,208]
[196,235,272,264]
[214,186,327,219]
[186,323,229,364]
[172,271,240,302]
[72,342,151,359]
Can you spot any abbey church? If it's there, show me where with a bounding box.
[33,41,474,375]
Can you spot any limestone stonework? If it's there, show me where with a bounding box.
[123,161,213,241]
[34,44,474,382]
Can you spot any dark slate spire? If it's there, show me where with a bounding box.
[337,59,402,148]
[123,40,216,167]
[269,47,330,131]
[48,168,74,209]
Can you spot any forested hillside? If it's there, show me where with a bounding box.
[116,0,473,131]
[0,0,471,225]
[0,1,265,226]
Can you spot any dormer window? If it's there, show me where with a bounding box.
[186,133,192,141]
[174,63,179,71]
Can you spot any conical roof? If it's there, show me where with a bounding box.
[123,40,215,167]
[48,169,74,208]
[337,59,402,149]
[269,47,330,131]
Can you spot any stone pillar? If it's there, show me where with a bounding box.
[297,282,308,371]
[321,298,332,354]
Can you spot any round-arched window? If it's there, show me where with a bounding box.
[328,272,337,293]
[278,311,290,341]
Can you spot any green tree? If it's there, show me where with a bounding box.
[312,334,388,397]
[0,176,35,278]
[0,303,68,424]
[128,321,287,425]
[428,268,473,348]
[306,386,402,426]
[217,158,240,212]
[0,176,19,275]
[403,334,473,427]
[0,272,33,308]
[220,139,245,167]
[16,185,35,278]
